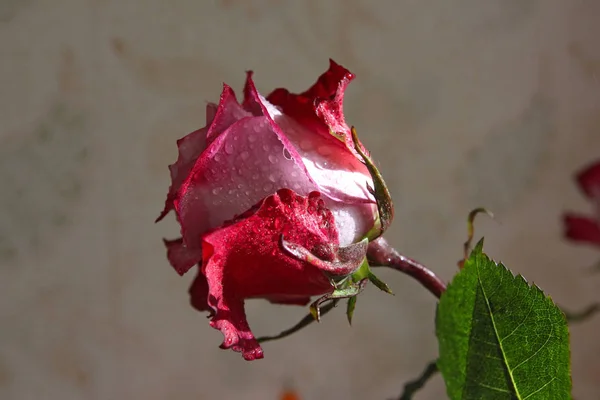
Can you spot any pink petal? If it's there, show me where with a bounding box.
[563,213,600,247]
[175,116,318,249]
[200,189,340,360]
[204,85,252,146]
[163,237,202,275]
[576,160,600,199]
[156,86,251,222]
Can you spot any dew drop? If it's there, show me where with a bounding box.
[237,183,244,189]
[228,189,235,195]
[248,134,257,143]
[268,154,277,164]
[245,190,251,196]
[214,154,223,162]
[290,170,298,178]
[262,144,270,151]
[283,148,292,160]
[252,173,259,180]
[268,173,277,183]
[241,151,250,160]
[224,143,234,155]
[263,183,273,192]
[212,187,222,195]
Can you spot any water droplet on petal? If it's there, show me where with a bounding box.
[212,187,222,195]
[262,144,270,151]
[252,173,259,180]
[241,151,250,160]
[263,183,273,192]
[237,183,243,189]
[248,134,257,143]
[225,143,234,155]
[228,189,235,195]
[283,148,292,160]
[214,154,222,162]
[290,170,298,178]
[268,155,277,164]
[244,190,251,196]
[268,174,277,183]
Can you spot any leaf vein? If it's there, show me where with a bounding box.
[510,333,553,373]
[477,268,523,399]
[522,376,556,400]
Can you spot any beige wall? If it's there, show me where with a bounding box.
[1,1,599,399]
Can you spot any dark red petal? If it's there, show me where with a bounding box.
[563,213,600,247]
[267,59,355,145]
[156,85,250,222]
[189,268,211,312]
[264,295,312,306]
[163,238,202,275]
[576,160,600,199]
[200,189,340,360]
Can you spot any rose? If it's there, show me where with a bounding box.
[563,160,600,247]
[157,60,387,360]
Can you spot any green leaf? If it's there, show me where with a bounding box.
[436,240,572,400]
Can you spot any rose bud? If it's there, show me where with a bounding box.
[157,60,392,360]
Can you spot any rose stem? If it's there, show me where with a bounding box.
[367,237,446,299]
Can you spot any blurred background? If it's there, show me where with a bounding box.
[1,0,599,399]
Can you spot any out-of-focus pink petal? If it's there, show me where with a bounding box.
[576,160,600,199]
[563,213,600,247]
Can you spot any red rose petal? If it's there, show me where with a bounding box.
[240,66,377,244]
[264,295,311,306]
[576,160,600,199]
[200,189,342,360]
[189,268,211,312]
[266,59,355,147]
[563,213,600,247]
